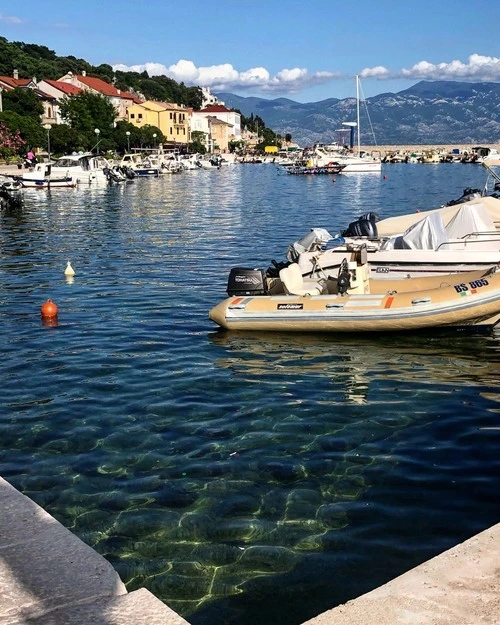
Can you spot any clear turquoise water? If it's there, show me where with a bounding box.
[1,164,499,625]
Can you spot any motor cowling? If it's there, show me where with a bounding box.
[227,267,269,296]
[341,218,378,238]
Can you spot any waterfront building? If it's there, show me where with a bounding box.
[126,100,190,149]
[57,71,139,121]
[198,104,241,140]
[189,112,212,150]
[35,79,81,125]
[0,70,59,127]
[200,86,223,108]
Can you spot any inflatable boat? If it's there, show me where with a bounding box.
[209,252,500,333]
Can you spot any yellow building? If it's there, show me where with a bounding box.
[126,100,190,147]
[206,116,233,153]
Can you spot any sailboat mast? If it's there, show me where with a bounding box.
[356,74,360,154]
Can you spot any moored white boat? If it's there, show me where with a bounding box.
[288,196,500,280]
[209,257,500,333]
[12,162,76,189]
[119,153,161,176]
[306,76,382,173]
[306,143,382,173]
[49,153,110,185]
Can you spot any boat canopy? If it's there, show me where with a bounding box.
[380,202,498,251]
[444,203,495,239]
[381,212,447,250]
[376,196,500,238]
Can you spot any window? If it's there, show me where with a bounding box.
[130,114,135,119]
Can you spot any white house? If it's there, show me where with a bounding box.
[198,104,241,139]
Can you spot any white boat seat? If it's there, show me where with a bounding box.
[279,263,326,296]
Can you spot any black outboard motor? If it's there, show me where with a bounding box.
[227,267,269,296]
[341,217,378,238]
[358,211,380,223]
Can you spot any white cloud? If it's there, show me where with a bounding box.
[112,53,500,96]
[360,66,389,79]
[112,60,338,93]
[399,54,500,81]
[0,12,22,24]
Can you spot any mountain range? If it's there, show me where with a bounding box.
[216,81,500,147]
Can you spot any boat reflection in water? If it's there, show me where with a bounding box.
[209,329,500,393]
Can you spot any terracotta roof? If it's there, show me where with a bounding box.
[0,76,31,90]
[43,79,81,96]
[199,104,234,113]
[206,115,233,127]
[75,74,136,100]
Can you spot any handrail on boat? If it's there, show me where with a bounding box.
[436,233,500,250]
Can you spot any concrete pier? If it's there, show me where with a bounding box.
[1,475,498,625]
[304,523,500,625]
[0,477,189,625]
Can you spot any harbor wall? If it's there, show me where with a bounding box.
[362,144,500,157]
[0,475,498,625]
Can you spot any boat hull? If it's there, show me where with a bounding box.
[299,247,500,279]
[209,269,500,333]
[133,168,160,176]
[20,177,76,189]
[341,161,382,173]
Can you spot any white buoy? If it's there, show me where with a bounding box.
[64,261,75,277]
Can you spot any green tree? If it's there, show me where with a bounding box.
[60,91,116,136]
[228,139,244,154]
[3,88,44,118]
[186,86,203,110]
[48,124,84,156]
[189,130,207,154]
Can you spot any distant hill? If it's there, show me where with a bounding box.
[216,81,500,147]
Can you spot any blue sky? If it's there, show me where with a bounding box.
[2,0,500,103]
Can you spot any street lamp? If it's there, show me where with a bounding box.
[94,128,100,155]
[153,133,157,149]
[43,123,51,162]
[126,131,131,153]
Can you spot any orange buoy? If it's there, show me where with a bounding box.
[41,299,58,318]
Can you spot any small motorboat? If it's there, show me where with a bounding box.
[209,249,500,333]
[12,163,76,189]
[49,153,110,184]
[285,162,345,175]
[285,196,500,280]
